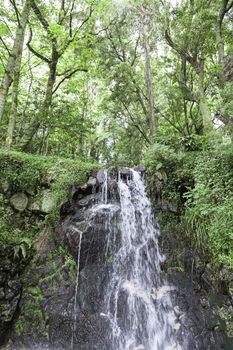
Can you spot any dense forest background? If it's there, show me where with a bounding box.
[0,0,233,309]
[0,0,232,158]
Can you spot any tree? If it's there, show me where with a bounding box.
[17,0,93,150]
[0,0,31,126]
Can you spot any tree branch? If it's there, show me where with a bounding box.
[59,3,95,57]
[122,102,151,144]
[52,67,88,94]
[0,55,6,71]
[31,0,49,31]
[58,0,66,25]
[131,35,140,66]
[0,37,11,56]
[106,31,124,62]
[156,107,184,134]
[26,28,51,63]
[165,29,200,73]
[69,0,75,37]
[10,0,21,26]
[226,0,233,12]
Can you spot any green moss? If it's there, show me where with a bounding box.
[15,285,48,338]
[0,149,100,248]
[218,306,233,337]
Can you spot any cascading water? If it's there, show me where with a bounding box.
[71,168,183,350]
[99,169,182,350]
[71,230,83,350]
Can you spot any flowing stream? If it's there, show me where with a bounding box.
[72,169,183,350]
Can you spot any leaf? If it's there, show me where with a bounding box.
[0,23,9,36]
[156,163,162,170]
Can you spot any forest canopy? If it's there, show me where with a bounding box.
[0,0,232,162]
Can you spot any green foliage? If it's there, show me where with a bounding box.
[144,143,196,200]
[145,143,180,172]
[0,192,37,251]
[145,140,233,277]
[15,285,48,338]
[185,143,233,269]
[218,306,233,337]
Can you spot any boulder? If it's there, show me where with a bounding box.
[9,193,28,212]
[87,176,97,187]
[96,170,106,185]
[28,190,56,214]
[33,226,56,263]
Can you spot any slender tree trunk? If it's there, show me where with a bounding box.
[165,31,212,131]
[197,60,212,130]
[6,54,23,148]
[0,0,31,123]
[17,50,58,150]
[216,21,225,67]
[216,4,225,86]
[144,37,156,138]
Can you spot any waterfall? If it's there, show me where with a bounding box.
[71,230,83,350]
[101,169,182,350]
[71,168,183,349]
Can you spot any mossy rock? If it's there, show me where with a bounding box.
[28,190,56,214]
[9,193,28,212]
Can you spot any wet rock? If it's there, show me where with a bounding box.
[133,165,145,173]
[87,176,97,187]
[0,288,5,299]
[33,226,56,263]
[77,194,96,207]
[157,199,178,213]
[9,193,28,212]
[96,170,106,185]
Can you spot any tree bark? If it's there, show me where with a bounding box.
[0,0,31,123]
[5,53,22,148]
[216,0,233,83]
[143,37,156,138]
[17,49,58,150]
[165,30,212,130]
[197,59,212,130]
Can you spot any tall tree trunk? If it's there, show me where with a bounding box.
[197,60,212,130]
[216,20,224,67]
[17,50,58,150]
[0,0,31,123]
[216,0,233,83]
[144,37,156,138]
[165,30,212,131]
[6,52,23,148]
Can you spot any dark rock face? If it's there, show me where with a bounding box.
[167,272,232,350]
[0,249,25,346]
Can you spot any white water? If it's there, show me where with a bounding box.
[101,169,182,350]
[71,230,83,350]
